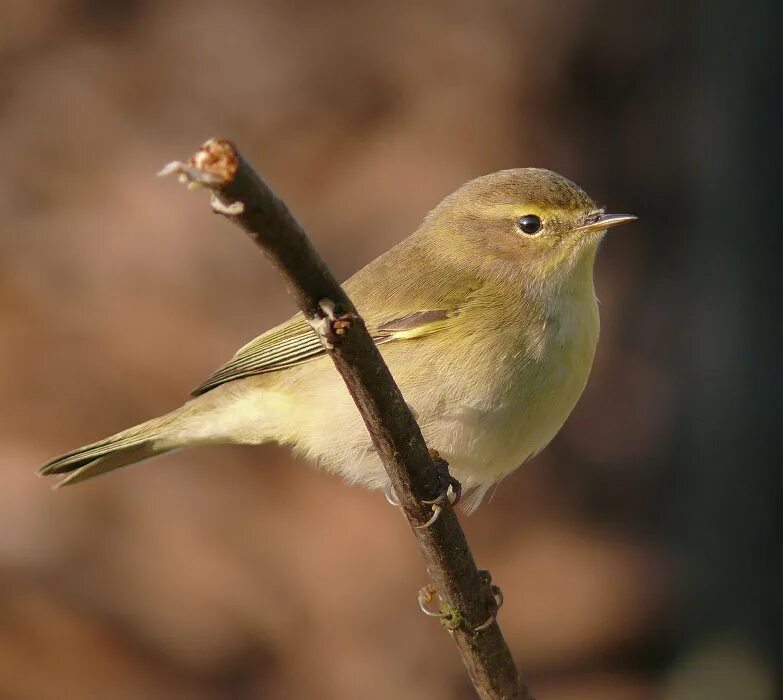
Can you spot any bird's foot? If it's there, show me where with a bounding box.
[384,449,462,529]
[414,449,461,529]
[471,570,504,633]
[417,571,503,634]
[422,449,462,506]
[418,584,461,629]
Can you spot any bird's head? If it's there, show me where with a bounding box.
[425,168,636,291]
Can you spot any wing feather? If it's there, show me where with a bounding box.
[191,308,459,396]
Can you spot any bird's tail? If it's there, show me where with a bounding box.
[38,409,187,488]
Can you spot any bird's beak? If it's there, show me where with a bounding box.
[573,213,637,235]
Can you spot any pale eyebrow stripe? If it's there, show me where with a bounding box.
[472,203,546,218]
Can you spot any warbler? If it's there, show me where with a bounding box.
[39,169,635,510]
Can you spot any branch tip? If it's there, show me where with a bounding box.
[157,138,239,191]
[191,138,239,183]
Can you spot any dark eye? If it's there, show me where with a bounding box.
[517,214,542,235]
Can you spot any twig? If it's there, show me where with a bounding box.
[159,139,534,700]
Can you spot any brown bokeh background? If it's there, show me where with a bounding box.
[1,1,780,699]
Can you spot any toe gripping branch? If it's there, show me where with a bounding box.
[418,570,504,634]
[385,449,462,529]
[417,449,462,529]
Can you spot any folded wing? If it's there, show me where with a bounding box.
[192,308,459,396]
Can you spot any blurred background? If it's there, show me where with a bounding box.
[1,1,780,698]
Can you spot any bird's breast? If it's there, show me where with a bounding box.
[424,292,600,490]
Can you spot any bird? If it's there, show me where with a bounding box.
[38,168,635,511]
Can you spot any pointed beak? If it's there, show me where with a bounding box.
[573,213,637,235]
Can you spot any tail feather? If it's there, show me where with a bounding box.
[38,412,182,487]
[54,444,169,488]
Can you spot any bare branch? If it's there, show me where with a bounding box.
[161,139,534,700]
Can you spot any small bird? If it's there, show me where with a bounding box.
[39,169,635,510]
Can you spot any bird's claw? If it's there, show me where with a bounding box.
[385,480,443,527]
[384,449,462,529]
[413,450,462,529]
[417,585,461,630]
[413,504,443,529]
[417,574,504,633]
[418,584,446,618]
[471,570,504,633]
[421,475,462,506]
[384,481,401,507]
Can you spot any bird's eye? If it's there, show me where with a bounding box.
[517,214,542,235]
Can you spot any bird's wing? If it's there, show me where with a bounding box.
[191,307,459,396]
